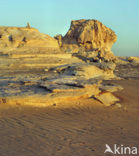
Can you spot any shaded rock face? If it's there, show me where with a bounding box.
[62,19,117,51]
[0,27,59,49]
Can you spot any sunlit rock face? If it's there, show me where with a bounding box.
[0,27,59,49]
[62,19,117,51]
[59,19,117,62]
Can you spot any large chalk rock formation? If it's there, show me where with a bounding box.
[58,19,117,61]
[62,19,117,51]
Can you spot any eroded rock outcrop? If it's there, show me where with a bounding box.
[56,19,117,62]
[51,63,116,79]
[62,19,117,50]
[0,20,123,107]
[0,26,59,50]
[127,57,139,63]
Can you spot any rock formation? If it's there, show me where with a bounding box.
[51,62,116,79]
[62,19,117,50]
[127,57,139,63]
[0,26,59,50]
[0,20,123,107]
[56,19,117,62]
[26,22,31,29]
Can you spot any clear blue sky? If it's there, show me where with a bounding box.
[0,0,139,56]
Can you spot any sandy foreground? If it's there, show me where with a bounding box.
[0,79,138,156]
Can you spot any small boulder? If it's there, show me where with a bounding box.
[95,92,120,106]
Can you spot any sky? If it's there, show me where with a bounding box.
[0,0,139,56]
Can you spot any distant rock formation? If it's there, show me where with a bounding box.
[54,34,63,47]
[0,26,59,50]
[128,57,139,63]
[26,22,31,29]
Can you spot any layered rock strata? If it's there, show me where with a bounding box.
[0,26,59,49]
[0,21,123,107]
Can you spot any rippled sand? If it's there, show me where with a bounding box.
[0,80,139,156]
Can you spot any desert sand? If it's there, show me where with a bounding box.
[0,20,139,156]
[0,79,139,156]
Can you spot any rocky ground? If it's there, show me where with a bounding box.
[115,62,139,80]
[0,49,138,156]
